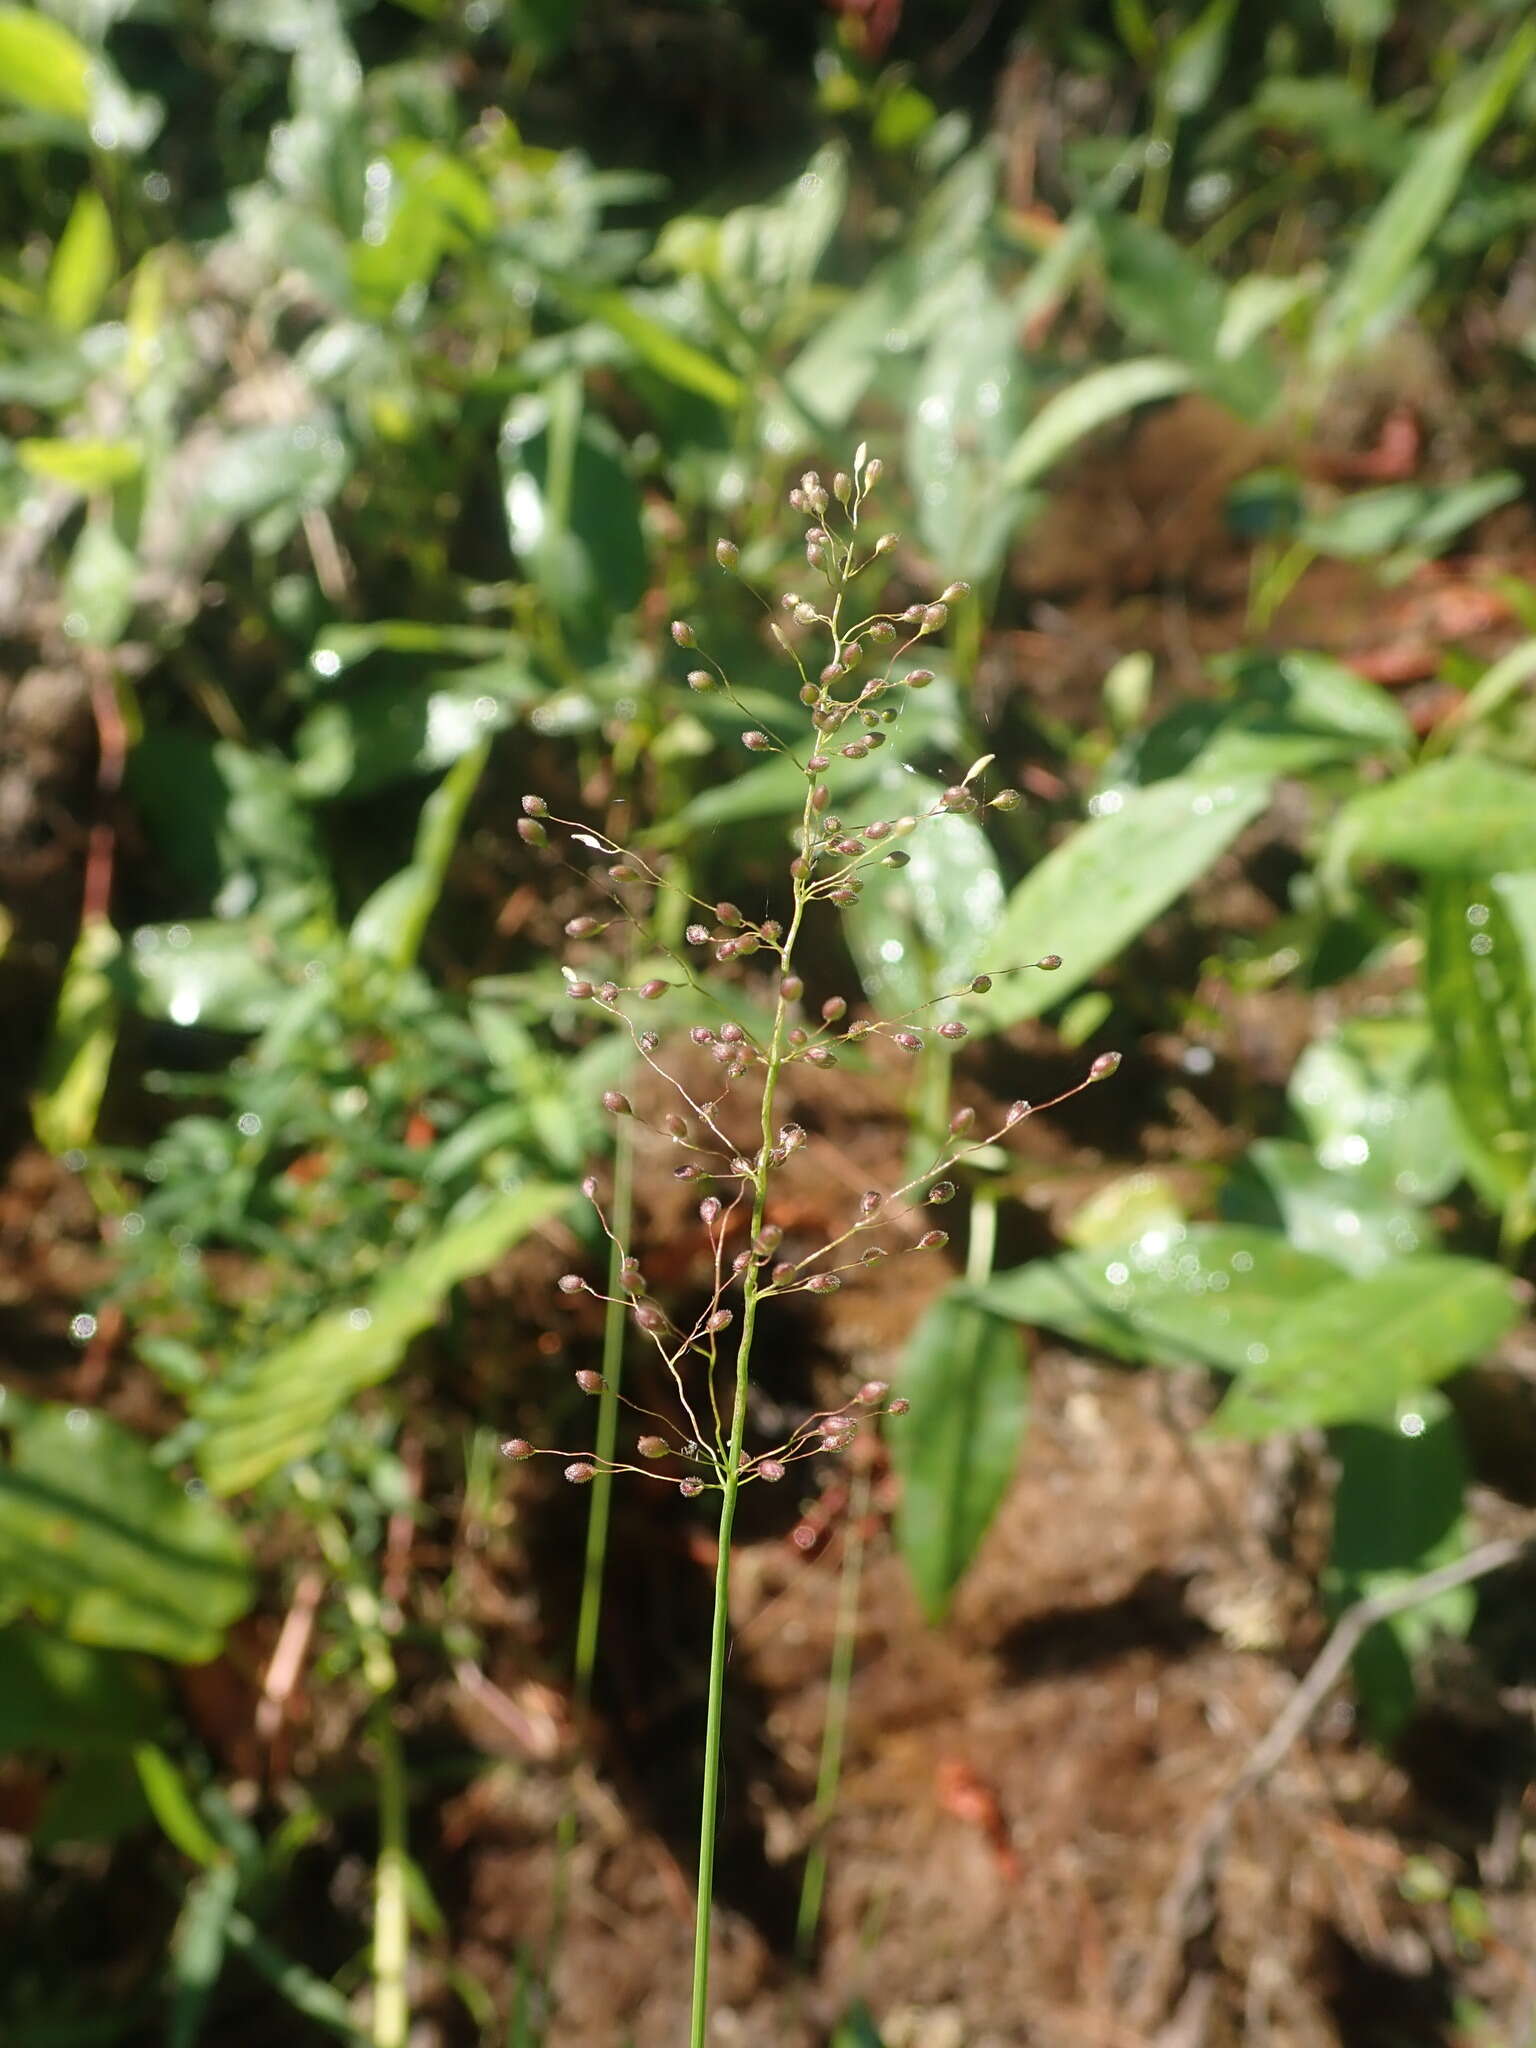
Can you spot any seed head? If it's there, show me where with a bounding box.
[757,1458,787,1483]
[859,1190,882,1216]
[662,1113,687,1139]
[833,471,852,502]
[518,818,547,847]
[638,1435,668,1459]
[893,1032,923,1054]
[743,730,772,752]
[564,1461,596,1485]
[905,668,934,688]
[500,1437,534,1461]
[927,1181,957,1205]
[699,1196,722,1225]
[602,1091,632,1117]
[638,978,668,1001]
[716,902,744,928]
[991,788,1023,812]
[860,1246,887,1265]
[567,979,593,1000]
[715,538,739,570]
[521,795,548,817]
[634,1303,666,1331]
[869,619,896,642]
[1090,1051,1123,1080]
[921,604,949,633]
[938,1021,968,1040]
[1037,953,1062,970]
[690,1026,713,1045]
[558,1274,585,1295]
[598,982,619,1004]
[780,973,804,1001]
[707,1309,734,1333]
[918,1229,949,1250]
[1005,1101,1030,1125]
[857,1380,890,1404]
[687,670,716,693]
[821,997,847,1023]
[805,1273,841,1294]
[679,1476,704,1498]
[950,1106,976,1134]
[882,851,910,869]
[939,786,975,813]
[719,1021,745,1044]
[671,620,697,647]
[874,532,897,555]
[566,915,600,937]
[888,1396,911,1416]
[581,1174,599,1199]
[575,1370,605,1396]
[778,1123,807,1151]
[970,974,992,993]
[686,923,709,945]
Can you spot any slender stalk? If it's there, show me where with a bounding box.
[372,1715,409,2048]
[573,1123,636,1700]
[794,1460,871,1962]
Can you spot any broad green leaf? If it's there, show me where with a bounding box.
[1063,1171,1185,1251]
[195,1180,571,1493]
[59,517,137,645]
[168,1861,241,2048]
[0,6,91,121]
[0,1398,252,1661]
[892,1290,1028,1622]
[1290,1016,1463,1203]
[1002,357,1194,492]
[349,142,493,311]
[1312,23,1536,374]
[1423,872,1536,1221]
[124,917,301,1033]
[293,659,540,797]
[1331,757,1536,878]
[1114,650,1410,786]
[973,775,1271,1031]
[34,1751,151,1849]
[0,1625,164,1752]
[1097,216,1277,419]
[1430,636,1536,748]
[31,918,119,1154]
[1211,1255,1518,1437]
[350,741,488,970]
[47,187,115,332]
[1164,0,1238,116]
[500,388,647,637]
[905,264,1027,582]
[561,285,742,409]
[164,419,350,556]
[843,773,1004,1017]
[128,735,327,908]
[17,437,142,490]
[1326,1393,1471,1741]
[1222,1139,1437,1277]
[969,1224,1342,1372]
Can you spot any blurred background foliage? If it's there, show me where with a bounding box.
[7,0,1536,2043]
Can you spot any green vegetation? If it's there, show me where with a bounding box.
[6,2,1536,2042]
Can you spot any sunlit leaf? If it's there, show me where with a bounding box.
[1002,357,1194,492]
[1289,1016,1463,1203]
[17,437,142,490]
[31,919,119,1155]
[195,1180,572,1494]
[973,775,1270,1031]
[1329,756,1536,875]
[1222,1139,1438,1276]
[0,1625,165,1753]
[47,187,115,332]
[0,6,91,121]
[0,1399,253,1661]
[1211,1255,1518,1436]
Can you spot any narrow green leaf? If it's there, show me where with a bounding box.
[973,775,1270,1031]
[195,1181,571,1494]
[0,5,91,120]
[47,188,115,333]
[1423,872,1536,1218]
[561,285,742,409]
[168,1862,241,2048]
[31,918,119,1155]
[1313,23,1536,373]
[892,1290,1028,1622]
[350,741,489,971]
[1002,357,1194,491]
[134,1745,227,1869]
[1097,217,1277,418]
[1211,1255,1518,1437]
[17,438,142,491]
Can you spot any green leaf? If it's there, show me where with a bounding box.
[0,5,91,121]
[163,420,349,557]
[135,1743,228,1867]
[350,741,488,971]
[293,659,540,798]
[1326,1393,1471,1741]
[842,773,1004,1016]
[1210,1255,1518,1437]
[1097,216,1277,419]
[500,386,647,638]
[905,265,1028,582]
[195,1181,572,1494]
[59,517,137,646]
[1330,757,1536,876]
[1312,23,1536,374]
[17,437,142,491]
[973,775,1270,1031]
[349,143,493,312]
[124,917,303,1033]
[0,1625,165,1753]
[168,1861,241,2048]
[127,736,327,909]
[831,2005,888,2048]
[47,187,115,332]
[1002,357,1194,492]
[1289,1016,1463,1203]
[969,1224,1342,1372]
[1164,0,1238,116]
[1423,872,1536,1220]
[1222,1139,1437,1277]
[892,1290,1028,1623]
[31,918,119,1155]
[560,285,742,409]
[0,1399,253,1661]
[1300,473,1520,561]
